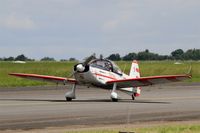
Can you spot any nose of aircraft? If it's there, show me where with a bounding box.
[76,64,85,72]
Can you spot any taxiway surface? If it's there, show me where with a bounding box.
[0,83,199,130]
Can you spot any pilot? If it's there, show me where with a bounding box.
[105,62,113,72]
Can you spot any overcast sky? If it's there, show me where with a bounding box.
[0,0,199,60]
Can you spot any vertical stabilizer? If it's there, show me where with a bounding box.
[130,60,141,97]
[129,60,140,78]
[119,60,142,99]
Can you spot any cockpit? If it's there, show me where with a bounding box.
[89,59,122,75]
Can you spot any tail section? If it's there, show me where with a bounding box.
[129,60,140,78]
[119,60,142,99]
[130,60,141,97]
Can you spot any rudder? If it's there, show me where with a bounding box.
[129,60,140,78]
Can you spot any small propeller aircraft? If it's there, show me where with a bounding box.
[9,56,191,102]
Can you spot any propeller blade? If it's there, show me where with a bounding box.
[83,54,96,65]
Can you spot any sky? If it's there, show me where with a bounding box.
[0,0,200,60]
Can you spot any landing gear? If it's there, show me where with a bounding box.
[111,98,118,102]
[131,94,135,100]
[111,83,119,102]
[65,84,76,102]
[66,97,72,101]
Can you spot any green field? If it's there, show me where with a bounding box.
[0,61,199,87]
[66,124,200,133]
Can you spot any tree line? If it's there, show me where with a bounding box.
[0,54,77,62]
[0,54,34,61]
[0,49,200,61]
[107,49,200,61]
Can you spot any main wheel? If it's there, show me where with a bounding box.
[66,97,72,101]
[111,98,118,102]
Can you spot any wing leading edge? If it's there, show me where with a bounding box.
[106,74,191,88]
[9,73,77,85]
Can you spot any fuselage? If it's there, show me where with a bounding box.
[74,59,130,88]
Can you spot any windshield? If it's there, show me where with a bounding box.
[110,61,122,75]
[89,59,122,75]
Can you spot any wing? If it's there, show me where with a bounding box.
[9,73,77,85]
[106,74,191,88]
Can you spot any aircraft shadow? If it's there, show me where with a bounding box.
[0,98,170,104]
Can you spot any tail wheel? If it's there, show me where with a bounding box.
[132,95,135,100]
[66,97,72,101]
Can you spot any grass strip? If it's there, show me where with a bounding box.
[66,124,200,133]
[0,61,199,87]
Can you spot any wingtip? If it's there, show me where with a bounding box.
[188,74,192,78]
[9,73,24,76]
[9,73,15,76]
[183,74,192,79]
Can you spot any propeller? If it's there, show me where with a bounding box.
[68,54,96,78]
[82,54,96,66]
[76,64,85,72]
[68,63,85,78]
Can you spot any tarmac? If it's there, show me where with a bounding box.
[0,83,199,131]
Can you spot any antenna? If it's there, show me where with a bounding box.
[186,62,192,76]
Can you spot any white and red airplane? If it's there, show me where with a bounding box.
[9,58,191,102]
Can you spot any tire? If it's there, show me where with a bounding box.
[111,98,118,102]
[132,95,135,100]
[66,97,72,101]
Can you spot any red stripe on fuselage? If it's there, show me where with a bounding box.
[94,73,117,80]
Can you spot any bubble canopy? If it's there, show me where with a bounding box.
[89,59,122,75]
